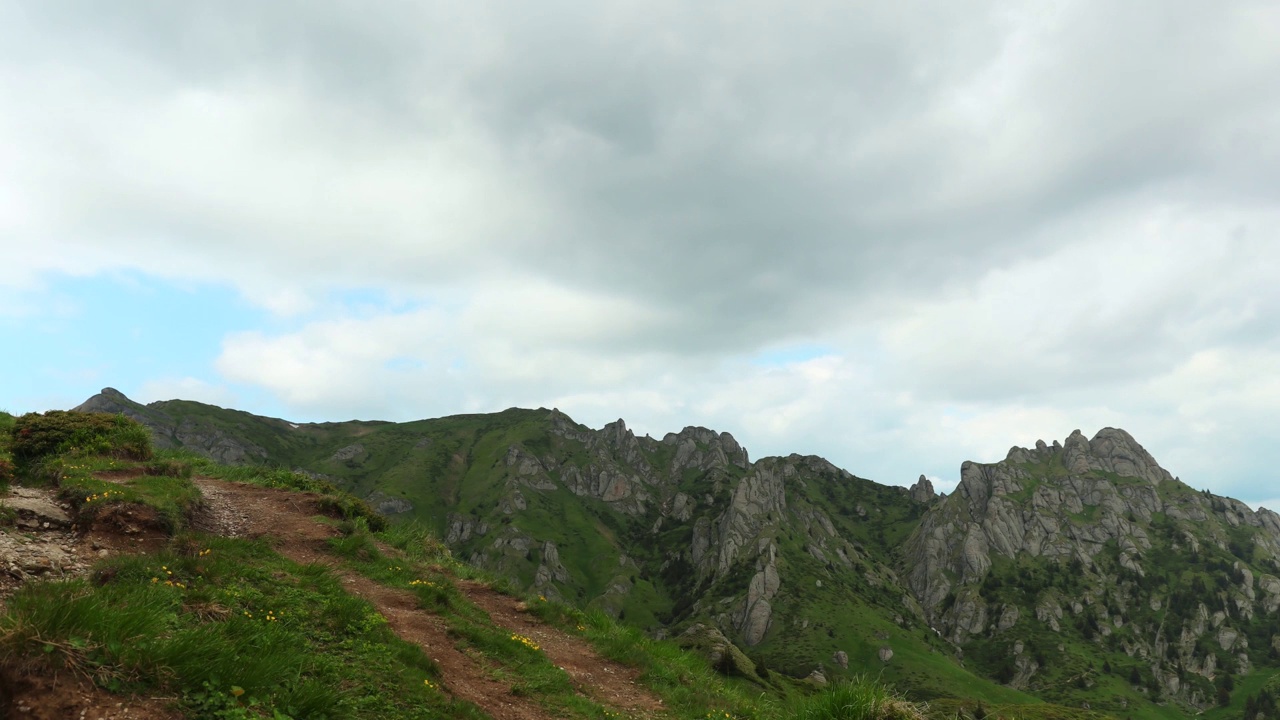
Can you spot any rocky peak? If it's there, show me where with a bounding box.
[601,418,632,447]
[548,408,592,442]
[73,388,267,465]
[1077,427,1173,485]
[73,387,157,424]
[595,418,650,472]
[74,386,176,430]
[718,432,749,468]
[662,426,750,473]
[663,426,721,446]
[1003,428,1174,486]
[909,475,936,503]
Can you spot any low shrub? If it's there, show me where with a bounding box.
[10,411,152,464]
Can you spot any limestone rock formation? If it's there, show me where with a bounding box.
[739,546,781,646]
[902,426,1280,708]
[365,491,413,515]
[910,475,937,503]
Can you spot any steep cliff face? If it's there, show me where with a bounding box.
[466,413,922,661]
[903,428,1280,710]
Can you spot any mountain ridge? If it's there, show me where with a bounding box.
[68,387,1280,717]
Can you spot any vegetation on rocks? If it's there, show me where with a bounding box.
[0,409,942,719]
[0,410,15,486]
[53,388,1280,720]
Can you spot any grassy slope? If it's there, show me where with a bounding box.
[0,410,960,720]
[78,399,1100,712]
[101,396,1280,719]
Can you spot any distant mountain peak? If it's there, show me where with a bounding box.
[1004,426,1173,486]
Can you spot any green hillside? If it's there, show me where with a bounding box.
[66,389,1280,719]
[74,391,1022,702]
[1,408,956,719]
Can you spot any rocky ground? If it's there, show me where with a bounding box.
[0,486,179,719]
[0,487,96,597]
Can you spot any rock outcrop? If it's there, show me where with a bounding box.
[910,475,937,503]
[74,388,1280,710]
[902,427,1280,708]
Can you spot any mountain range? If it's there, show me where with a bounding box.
[74,388,1280,718]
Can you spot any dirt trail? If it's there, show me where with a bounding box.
[460,580,666,716]
[192,477,669,720]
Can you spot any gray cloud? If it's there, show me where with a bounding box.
[4,1,1280,501]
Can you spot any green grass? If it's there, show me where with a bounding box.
[0,411,13,491]
[35,402,1280,720]
[0,415,1156,720]
[324,523,622,718]
[788,677,922,720]
[0,534,486,719]
[570,604,786,718]
[159,449,388,530]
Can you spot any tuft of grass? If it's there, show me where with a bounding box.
[790,677,924,720]
[379,521,455,564]
[143,458,194,478]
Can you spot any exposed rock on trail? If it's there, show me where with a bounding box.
[1,487,96,597]
[189,477,249,537]
[0,485,179,718]
[1,487,71,529]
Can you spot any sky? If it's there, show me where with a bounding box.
[2,2,1278,507]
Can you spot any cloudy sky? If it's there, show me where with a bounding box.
[2,1,1278,505]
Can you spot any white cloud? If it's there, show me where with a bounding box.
[1251,499,1280,514]
[3,1,1280,505]
[136,377,239,409]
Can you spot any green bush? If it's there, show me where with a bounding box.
[10,411,153,464]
